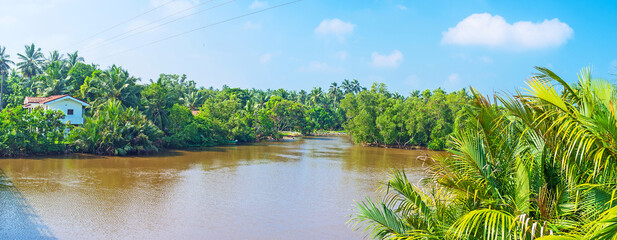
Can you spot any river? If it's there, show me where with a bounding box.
[0,136,433,240]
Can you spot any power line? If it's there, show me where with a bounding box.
[62,0,176,51]
[81,0,232,53]
[93,0,302,61]
[80,0,221,52]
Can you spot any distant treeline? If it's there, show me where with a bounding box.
[341,83,469,150]
[0,44,468,156]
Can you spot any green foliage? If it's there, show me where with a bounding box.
[0,107,67,157]
[200,91,255,142]
[341,83,469,149]
[163,104,219,148]
[68,99,163,155]
[257,96,309,140]
[79,65,141,108]
[351,67,617,240]
[67,62,96,96]
[0,44,369,155]
[33,60,72,96]
[16,44,44,78]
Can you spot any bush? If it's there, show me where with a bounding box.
[68,99,163,155]
[0,107,68,157]
[163,104,221,148]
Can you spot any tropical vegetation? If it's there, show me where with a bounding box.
[0,43,469,156]
[341,83,469,150]
[0,44,355,154]
[0,107,67,157]
[68,99,163,155]
[351,67,617,240]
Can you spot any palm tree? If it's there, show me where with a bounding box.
[66,51,84,68]
[328,82,343,109]
[0,45,15,110]
[351,79,363,93]
[251,91,270,110]
[342,79,352,95]
[352,67,617,239]
[410,90,420,98]
[309,87,324,107]
[17,43,45,78]
[181,91,203,111]
[34,61,72,96]
[48,50,65,62]
[80,65,140,108]
[297,90,308,105]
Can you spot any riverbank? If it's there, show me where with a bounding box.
[360,143,429,150]
[280,130,347,137]
[0,131,348,159]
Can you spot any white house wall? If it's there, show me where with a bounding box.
[46,99,84,124]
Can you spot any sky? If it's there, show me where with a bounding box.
[0,0,616,95]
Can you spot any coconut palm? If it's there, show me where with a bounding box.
[17,43,45,78]
[80,65,140,108]
[352,67,617,240]
[342,79,353,94]
[0,45,14,110]
[328,82,343,108]
[309,87,324,107]
[48,50,65,62]
[34,61,72,96]
[66,51,84,68]
[297,89,308,104]
[181,91,204,111]
[351,79,363,93]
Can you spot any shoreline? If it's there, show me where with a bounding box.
[1,133,445,159]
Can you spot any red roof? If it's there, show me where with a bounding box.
[24,95,89,106]
[191,110,200,116]
[23,97,47,103]
[41,95,70,103]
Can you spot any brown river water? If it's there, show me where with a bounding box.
[0,136,434,240]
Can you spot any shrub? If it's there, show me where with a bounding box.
[68,99,163,155]
[0,107,67,157]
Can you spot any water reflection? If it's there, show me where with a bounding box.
[0,136,436,239]
[0,169,55,239]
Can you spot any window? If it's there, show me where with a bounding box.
[67,109,74,115]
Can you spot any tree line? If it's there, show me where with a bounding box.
[351,67,617,239]
[0,43,468,156]
[341,83,469,150]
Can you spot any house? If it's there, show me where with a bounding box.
[23,95,90,125]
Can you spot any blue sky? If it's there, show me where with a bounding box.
[0,0,615,94]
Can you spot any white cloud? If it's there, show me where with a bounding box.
[371,50,403,68]
[249,0,268,9]
[314,19,355,41]
[259,53,272,64]
[297,61,343,73]
[396,5,407,10]
[611,59,617,68]
[442,13,573,50]
[243,21,262,30]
